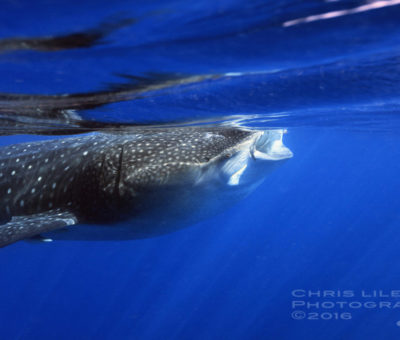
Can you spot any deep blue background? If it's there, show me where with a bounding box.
[1,1,400,339]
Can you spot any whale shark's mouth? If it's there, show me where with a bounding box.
[252,129,293,161]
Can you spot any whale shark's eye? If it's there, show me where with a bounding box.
[224,153,232,159]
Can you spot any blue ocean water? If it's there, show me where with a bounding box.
[0,0,400,339]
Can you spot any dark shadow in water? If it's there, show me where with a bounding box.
[0,72,220,135]
[0,17,135,53]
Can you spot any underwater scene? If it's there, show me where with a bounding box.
[0,0,400,339]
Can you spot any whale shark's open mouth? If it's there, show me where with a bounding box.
[252,129,293,161]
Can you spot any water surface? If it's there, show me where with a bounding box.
[0,1,400,339]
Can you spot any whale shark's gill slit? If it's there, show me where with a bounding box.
[115,144,124,200]
[250,144,256,160]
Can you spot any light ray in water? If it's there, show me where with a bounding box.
[283,0,400,27]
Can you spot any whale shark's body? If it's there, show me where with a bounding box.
[0,126,292,247]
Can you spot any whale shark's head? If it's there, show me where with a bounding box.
[117,126,292,196]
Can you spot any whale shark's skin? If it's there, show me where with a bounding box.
[0,126,292,247]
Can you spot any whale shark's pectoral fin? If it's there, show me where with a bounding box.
[0,209,78,248]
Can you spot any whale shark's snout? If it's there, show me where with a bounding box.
[252,129,293,161]
[223,128,292,187]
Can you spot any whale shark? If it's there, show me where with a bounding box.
[0,126,292,247]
